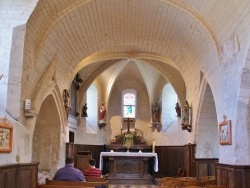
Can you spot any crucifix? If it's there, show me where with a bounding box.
[123,117,134,133]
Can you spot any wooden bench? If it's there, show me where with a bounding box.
[156,177,177,186]
[85,176,107,182]
[45,179,107,187]
[178,176,196,182]
[200,176,215,181]
[38,185,94,188]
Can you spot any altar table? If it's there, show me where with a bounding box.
[99,152,158,184]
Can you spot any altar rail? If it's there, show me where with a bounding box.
[0,162,39,188]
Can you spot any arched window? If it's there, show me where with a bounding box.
[86,83,98,134]
[162,83,178,131]
[122,89,137,118]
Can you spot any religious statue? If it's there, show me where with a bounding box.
[63,89,70,116]
[98,103,107,129]
[152,103,160,123]
[99,103,106,123]
[181,100,191,131]
[82,103,88,117]
[175,102,181,117]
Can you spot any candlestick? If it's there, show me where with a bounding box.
[152,140,155,153]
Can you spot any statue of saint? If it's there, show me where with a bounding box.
[175,102,181,117]
[63,89,70,116]
[82,103,88,117]
[152,103,160,123]
[181,100,190,127]
[99,103,106,123]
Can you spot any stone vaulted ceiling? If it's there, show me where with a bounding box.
[24,0,248,105]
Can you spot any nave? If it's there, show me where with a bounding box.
[2,1,250,188]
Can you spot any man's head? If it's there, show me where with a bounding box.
[65,157,74,165]
[89,159,96,167]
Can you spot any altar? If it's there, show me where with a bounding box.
[99,152,158,184]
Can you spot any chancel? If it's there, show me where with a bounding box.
[102,117,156,184]
[107,116,150,152]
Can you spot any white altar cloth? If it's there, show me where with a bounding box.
[99,152,158,172]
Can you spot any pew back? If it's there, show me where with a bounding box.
[85,176,106,182]
[38,185,93,188]
[45,179,107,187]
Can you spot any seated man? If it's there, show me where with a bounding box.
[84,159,102,177]
[54,157,86,181]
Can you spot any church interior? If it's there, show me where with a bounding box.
[1,0,250,188]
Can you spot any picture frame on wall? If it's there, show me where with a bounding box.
[219,119,232,145]
[0,117,13,153]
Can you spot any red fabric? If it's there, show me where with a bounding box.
[84,168,102,177]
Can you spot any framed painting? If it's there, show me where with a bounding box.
[0,117,13,153]
[219,120,232,145]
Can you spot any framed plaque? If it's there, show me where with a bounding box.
[219,120,232,145]
[0,117,13,153]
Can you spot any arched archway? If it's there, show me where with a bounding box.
[86,83,98,134]
[32,94,61,173]
[162,83,178,132]
[235,44,250,164]
[196,81,219,158]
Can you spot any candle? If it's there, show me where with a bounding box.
[152,140,155,153]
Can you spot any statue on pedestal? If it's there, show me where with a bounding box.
[82,103,88,117]
[181,100,192,132]
[151,103,162,132]
[152,103,160,123]
[175,102,181,117]
[63,89,70,118]
[98,103,106,129]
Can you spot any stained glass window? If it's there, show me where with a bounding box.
[123,90,136,118]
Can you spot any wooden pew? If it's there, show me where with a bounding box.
[38,185,93,188]
[156,177,177,186]
[85,176,107,182]
[45,179,107,187]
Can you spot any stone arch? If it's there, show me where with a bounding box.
[235,43,250,164]
[195,80,219,158]
[106,65,149,131]
[76,55,186,108]
[161,83,178,132]
[32,94,61,173]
